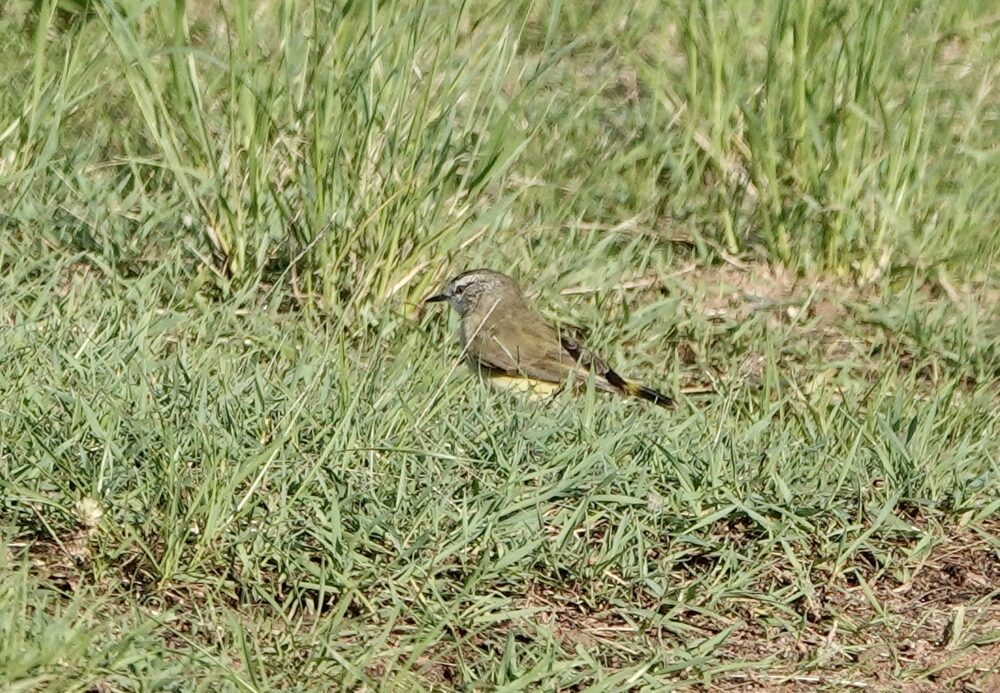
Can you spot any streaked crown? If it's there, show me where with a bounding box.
[425,269,522,316]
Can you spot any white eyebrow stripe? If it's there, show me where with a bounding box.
[453,274,481,290]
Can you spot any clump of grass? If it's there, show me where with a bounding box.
[503,0,999,276]
[5,0,542,313]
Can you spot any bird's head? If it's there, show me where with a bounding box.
[423,268,522,317]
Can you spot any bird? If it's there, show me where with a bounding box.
[423,269,673,407]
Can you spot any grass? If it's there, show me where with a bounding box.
[1,0,999,690]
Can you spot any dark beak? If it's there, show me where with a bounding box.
[423,293,447,304]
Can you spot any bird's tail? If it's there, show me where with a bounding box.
[605,369,674,408]
[624,381,675,408]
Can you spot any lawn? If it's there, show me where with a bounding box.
[1,0,998,690]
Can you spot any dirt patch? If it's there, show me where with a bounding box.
[499,522,1000,690]
[712,522,1000,690]
[673,258,997,327]
[666,260,999,398]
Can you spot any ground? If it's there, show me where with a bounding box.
[1,0,998,690]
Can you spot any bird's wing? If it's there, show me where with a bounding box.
[465,306,674,407]
[469,313,617,391]
[557,333,613,379]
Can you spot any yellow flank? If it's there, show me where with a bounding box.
[621,381,641,396]
[484,374,563,399]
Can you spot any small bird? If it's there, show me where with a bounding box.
[424,269,673,407]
